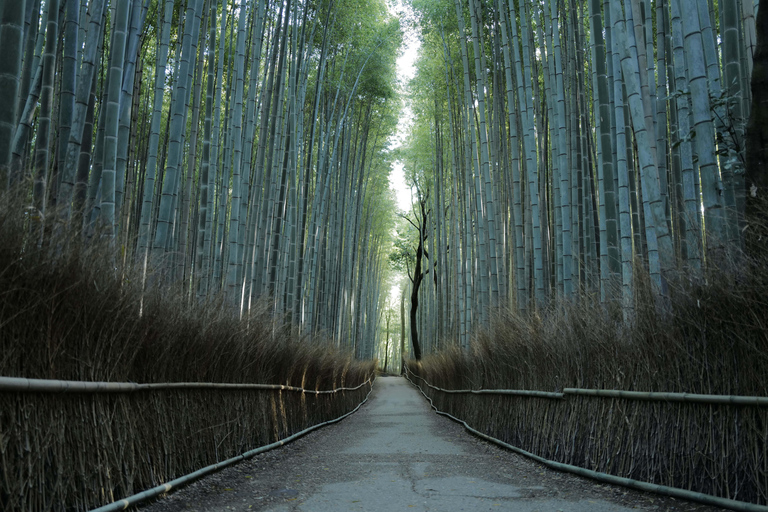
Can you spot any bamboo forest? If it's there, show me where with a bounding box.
[0,0,765,354]
[1,0,768,509]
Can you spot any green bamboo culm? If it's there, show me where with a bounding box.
[56,0,79,200]
[151,0,205,263]
[224,0,249,303]
[136,0,174,264]
[99,0,131,238]
[195,0,219,299]
[0,0,27,191]
[57,0,107,220]
[32,0,59,225]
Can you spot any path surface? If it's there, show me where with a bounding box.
[143,376,723,512]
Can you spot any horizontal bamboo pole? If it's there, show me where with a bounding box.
[563,388,768,406]
[404,371,768,512]
[90,377,376,512]
[0,376,371,394]
[404,366,768,406]
[404,367,565,399]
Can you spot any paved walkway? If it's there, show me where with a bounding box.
[144,376,722,512]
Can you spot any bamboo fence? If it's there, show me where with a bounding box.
[405,365,768,509]
[0,373,374,511]
[406,369,768,405]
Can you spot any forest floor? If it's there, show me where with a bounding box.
[141,377,726,512]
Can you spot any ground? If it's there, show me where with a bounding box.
[141,376,727,512]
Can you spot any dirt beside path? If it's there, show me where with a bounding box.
[141,376,725,512]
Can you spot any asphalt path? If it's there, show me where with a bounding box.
[143,376,724,512]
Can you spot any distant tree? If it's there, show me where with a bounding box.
[392,186,431,360]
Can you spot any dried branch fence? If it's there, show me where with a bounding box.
[406,366,768,511]
[0,373,374,511]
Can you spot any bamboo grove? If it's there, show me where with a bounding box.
[398,0,760,353]
[0,0,403,357]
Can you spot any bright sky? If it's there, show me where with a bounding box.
[389,0,420,212]
[386,1,421,307]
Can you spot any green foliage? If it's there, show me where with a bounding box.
[389,218,415,273]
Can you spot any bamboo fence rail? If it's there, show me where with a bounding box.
[563,387,768,405]
[407,371,565,398]
[406,366,768,405]
[0,375,372,394]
